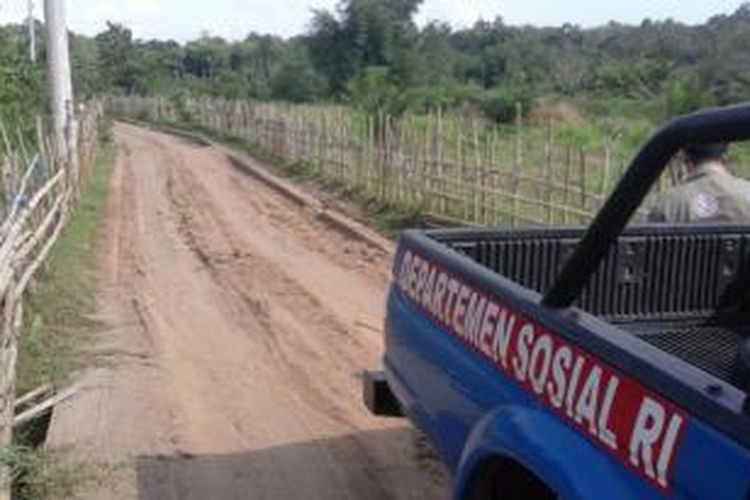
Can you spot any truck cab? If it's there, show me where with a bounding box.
[365,105,750,499]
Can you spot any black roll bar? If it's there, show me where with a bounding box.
[543,103,750,309]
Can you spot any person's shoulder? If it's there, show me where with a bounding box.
[647,186,691,222]
[659,182,695,204]
[729,174,750,202]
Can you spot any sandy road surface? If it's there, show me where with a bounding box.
[47,123,449,499]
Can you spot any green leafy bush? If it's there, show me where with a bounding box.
[479,85,532,124]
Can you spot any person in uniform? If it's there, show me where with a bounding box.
[648,143,750,223]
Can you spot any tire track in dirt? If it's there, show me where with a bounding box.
[48,122,449,499]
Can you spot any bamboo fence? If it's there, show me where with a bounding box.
[109,96,658,226]
[0,103,101,497]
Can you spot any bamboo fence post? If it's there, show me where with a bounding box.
[472,118,483,224]
[563,147,572,225]
[511,103,523,227]
[346,112,355,188]
[579,147,588,223]
[298,107,305,162]
[353,112,361,189]
[338,107,345,182]
[322,111,330,178]
[330,109,344,179]
[374,111,381,199]
[398,115,406,203]
[367,114,375,194]
[0,294,18,496]
[601,139,612,199]
[422,111,433,209]
[0,105,99,496]
[379,112,386,201]
[308,107,315,162]
[335,108,342,180]
[490,126,499,225]
[244,102,252,142]
[299,107,306,160]
[387,114,396,203]
[347,111,354,187]
[340,110,347,182]
[456,119,465,220]
[544,120,554,224]
[411,114,421,203]
[315,108,323,176]
[436,107,445,214]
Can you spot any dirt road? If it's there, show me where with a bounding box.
[47,123,449,499]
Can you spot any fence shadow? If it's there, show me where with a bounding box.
[135,428,449,500]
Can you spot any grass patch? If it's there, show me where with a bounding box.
[2,445,107,500]
[7,135,116,499]
[18,140,115,394]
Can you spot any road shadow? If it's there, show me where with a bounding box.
[135,428,450,500]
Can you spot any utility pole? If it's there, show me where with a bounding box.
[28,0,35,63]
[44,0,74,154]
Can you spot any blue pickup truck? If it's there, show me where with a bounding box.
[364,105,750,499]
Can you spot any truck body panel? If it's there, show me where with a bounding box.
[382,230,750,499]
[367,105,750,499]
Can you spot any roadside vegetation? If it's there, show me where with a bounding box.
[88,1,750,228]
[8,130,115,500]
[64,1,750,129]
[0,21,116,498]
[5,1,750,235]
[18,131,114,395]
[76,2,750,120]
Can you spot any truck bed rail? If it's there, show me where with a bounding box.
[434,225,750,323]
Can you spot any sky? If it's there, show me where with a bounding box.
[0,0,746,42]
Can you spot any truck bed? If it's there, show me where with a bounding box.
[629,323,745,382]
[431,225,750,388]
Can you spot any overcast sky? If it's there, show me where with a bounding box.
[0,0,746,42]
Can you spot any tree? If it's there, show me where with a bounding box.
[137,40,184,95]
[665,75,712,117]
[308,9,353,95]
[0,24,44,135]
[308,0,423,93]
[71,3,750,110]
[270,45,326,102]
[414,22,459,86]
[184,36,230,80]
[70,34,100,98]
[95,22,143,94]
[347,66,402,115]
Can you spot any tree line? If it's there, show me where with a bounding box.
[2,0,750,128]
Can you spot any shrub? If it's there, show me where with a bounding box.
[479,85,532,124]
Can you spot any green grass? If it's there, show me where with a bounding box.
[17,140,115,395]
[2,445,108,500]
[5,135,117,500]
